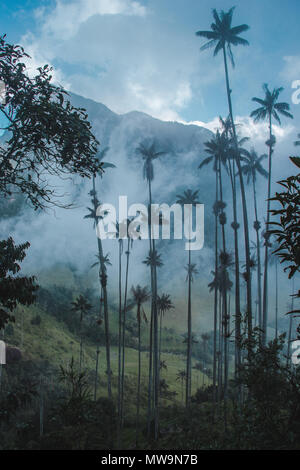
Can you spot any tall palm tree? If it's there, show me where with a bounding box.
[143,248,164,438]
[220,117,247,380]
[136,140,166,439]
[157,293,174,365]
[196,7,253,345]
[251,84,293,344]
[218,250,233,427]
[84,148,115,398]
[119,220,136,430]
[71,295,92,371]
[200,129,236,388]
[241,149,268,330]
[130,285,150,447]
[176,189,200,406]
[114,221,123,440]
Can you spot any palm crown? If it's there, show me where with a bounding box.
[143,249,164,268]
[251,84,293,125]
[196,7,249,67]
[200,130,229,172]
[157,293,174,316]
[136,141,166,182]
[176,189,200,206]
[240,149,268,184]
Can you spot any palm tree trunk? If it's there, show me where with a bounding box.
[159,310,163,365]
[222,45,252,344]
[92,176,112,398]
[227,158,242,381]
[252,176,262,331]
[147,301,154,437]
[147,179,155,437]
[186,248,192,407]
[212,170,219,419]
[120,238,130,427]
[117,239,122,444]
[136,305,141,447]
[262,114,273,345]
[152,237,159,439]
[94,346,100,400]
[218,158,229,415]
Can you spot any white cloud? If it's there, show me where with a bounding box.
[36,0,148,40]
[181,115,295,144]
[19,0,208,121]
[281,55,300,82]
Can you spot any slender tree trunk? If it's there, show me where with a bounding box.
[147,179,155,437]
[120,238,130,427]
[186,247,192,406]
[262,114,273,345]
[92,176,112,398]
[218,158,229,418]
[152,236,159,439]
[94,346,100,401]
[117,239,122,444]
[252,177,262,331]
[227,158,241,381]
[147,302,154,437]
[159,310,163,366]
[212,170,219,419]
[136,305,141,447]
[222,46,252,345]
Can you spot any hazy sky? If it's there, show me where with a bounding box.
[1,0,300,125]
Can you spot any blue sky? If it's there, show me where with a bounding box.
[1,0,300,126]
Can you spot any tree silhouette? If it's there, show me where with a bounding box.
[251,84,293,344]
[176,189,200,406]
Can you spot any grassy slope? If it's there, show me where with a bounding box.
[7,302,210,405]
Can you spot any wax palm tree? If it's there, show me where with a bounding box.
[176,370,187,403]
[84,148,115,398]
[130,284,150,446]
[114,221,124,439]
[157,293,174,364]
[71,295,92,371]
[176,189,200,406]
[136,140,166,439]
[200,130,234,395]
[219,117,248,380]
[196,7,253,345]
[218,250,233,426]
[143,248,164,437]
[119,221,136,430]
[251,84,293,344]
[241,149,268,330]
